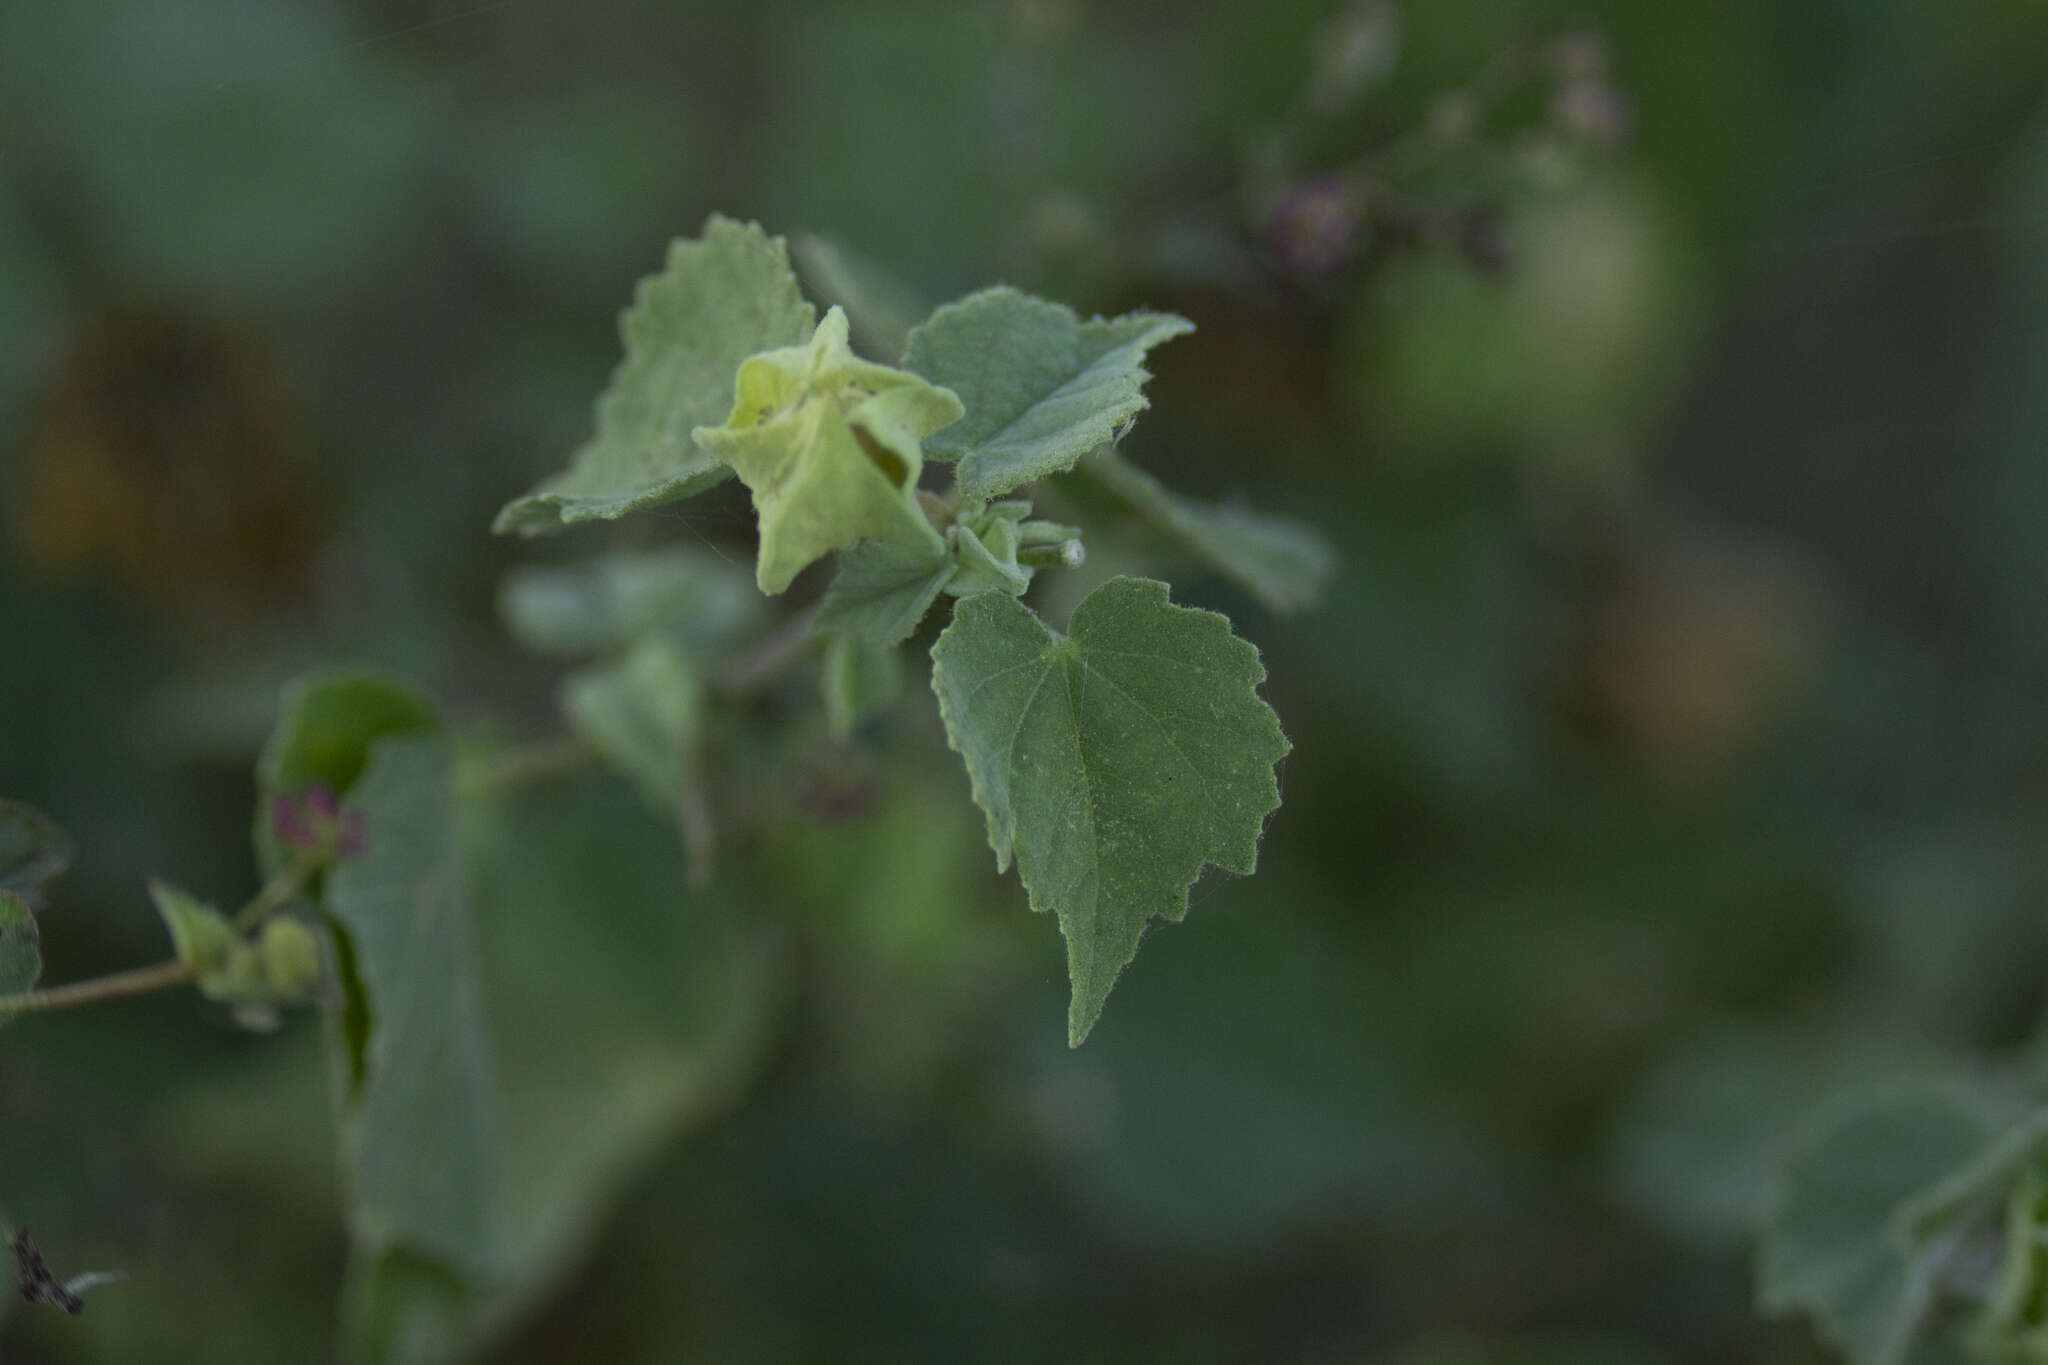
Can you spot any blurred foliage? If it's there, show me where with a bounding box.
[5,0,2048,1360]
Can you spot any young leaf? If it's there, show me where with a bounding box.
[694,306,957,592]
[322,734,496,1277]
[560,635,704,816]
[0,799,73,910]
[494,216,817,536]
[0,891,40,1027]
[150,880,237,975]
[813,501,1084,649]
[903,286,1193,501]
[1759,1088,1999,1365]
[498,546,760,659]
[930,576,1289,1044]
[1078,446,1336,615]
[814,535,958,648]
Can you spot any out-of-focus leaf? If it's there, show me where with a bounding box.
[149,880,236,976]
[257,672,439,800]
[930,576,1288,1043]
[693,307,956,593]
[498,547,760,659]
[324,736,496,1313]
[560,636,704,817]
[494,216,817,536]
[1077,446,1335,615]
[1759,1087,1999,1365]
[0,799,74,909]
[352,775,785,1362]
[0,891,40,1025]
[792,232,928,361]
[822,635,903,738]
[904,287,1191,501]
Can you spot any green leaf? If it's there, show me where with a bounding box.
[814,535,957,648]
[258,670,439,799]
[822,635,903,738]
[255,669,438,875]
[0,799,73,910]
[903,286,1193,501]
[0,891,40,1026]
[150,880,236,975]
[1078,446,1335,615]
[350,775,784,1361]
[494,216,817,536]
[465,782,781,1319]
[323,735,496,1279]
[694,306,957,592]
[498,546,761,659]
[930,576,1289,1044]
[560,636,703,816]
[1759,1088,1999,1365]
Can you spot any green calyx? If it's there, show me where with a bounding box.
[942,500,1082,598]
[694,307,961,594]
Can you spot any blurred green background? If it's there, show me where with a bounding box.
[6,0,2048,1360]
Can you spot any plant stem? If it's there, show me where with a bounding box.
[677,779,716,890]
[233,853,320,933]
[0,960,198,1016]
[715,607,822,696]
[457,735,600,798]
[0,852,320,1018]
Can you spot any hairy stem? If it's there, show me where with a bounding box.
[0,960,198,1016]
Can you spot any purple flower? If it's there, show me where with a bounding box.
[1266,178,1363,276]
[271,784,366,863]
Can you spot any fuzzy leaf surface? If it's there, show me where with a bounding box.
[813,536,957,647]
[930,576,1287,1043]
[904,287,1192,500]
[1759,1088,1998,1365]
[1080,447,1335,615]
[494,216,816,536]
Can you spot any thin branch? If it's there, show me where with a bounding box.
[457,735,600,798]
[0,960,197,1017]
[233,853,319,933]
[715,608,823,697]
